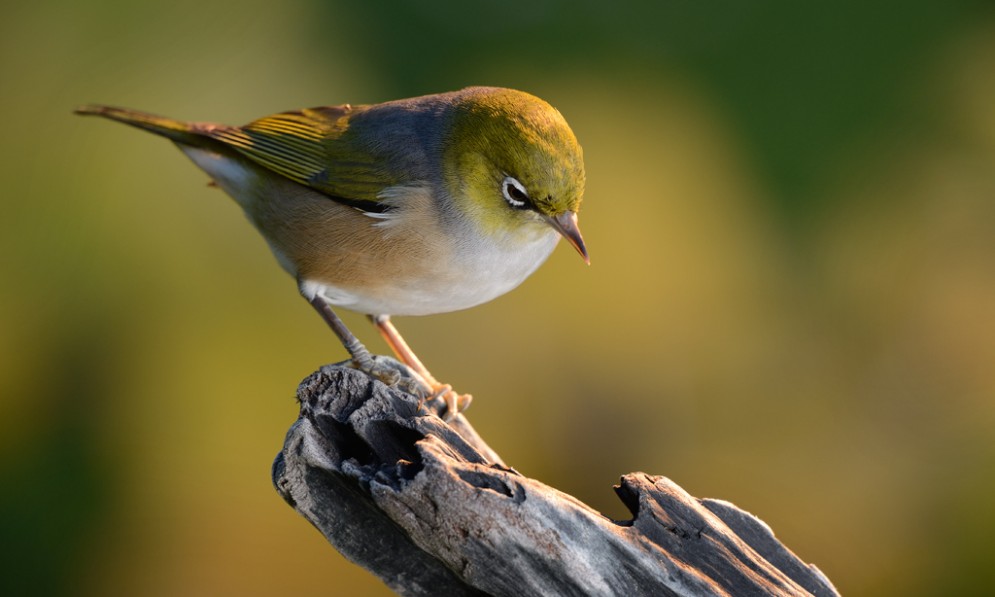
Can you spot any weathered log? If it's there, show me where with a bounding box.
[273,361,839,596]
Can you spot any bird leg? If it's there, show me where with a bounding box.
[369,314,472,418]
[307,296,373,368]
[306,295,405,388]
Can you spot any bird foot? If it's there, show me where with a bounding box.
[418,384,473,421]
[349,356,470,420]
[349,355,412,391]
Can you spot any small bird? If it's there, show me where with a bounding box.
[76,87,588,416]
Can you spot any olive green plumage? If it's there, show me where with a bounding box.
[77,87,584,223]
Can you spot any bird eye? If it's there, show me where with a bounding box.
[502,176,530,209]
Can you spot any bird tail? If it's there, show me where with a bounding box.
[74,104,212,145]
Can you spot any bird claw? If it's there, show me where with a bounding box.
[351,356,470,420]
[419,384,472,421]
[349,355,403,387]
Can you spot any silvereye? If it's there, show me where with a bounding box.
[76,87,588,415]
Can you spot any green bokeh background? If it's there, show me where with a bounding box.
[3,1,995,595]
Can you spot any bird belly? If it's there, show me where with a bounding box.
[303,227,560,316]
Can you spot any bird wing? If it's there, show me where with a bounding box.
[208,105,397,212]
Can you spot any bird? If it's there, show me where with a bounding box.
[75,86,588,416]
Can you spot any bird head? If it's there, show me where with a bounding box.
[441,88,588,263]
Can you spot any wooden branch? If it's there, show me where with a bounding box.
[273,362,839,597]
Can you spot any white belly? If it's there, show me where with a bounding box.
[301,227,561,316]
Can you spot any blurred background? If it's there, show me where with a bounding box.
[2,0,994,595]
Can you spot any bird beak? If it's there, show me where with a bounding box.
[546,211,589,265]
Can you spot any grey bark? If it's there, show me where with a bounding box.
[273,361,839,597]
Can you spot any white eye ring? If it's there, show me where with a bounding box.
[501,176,530,208]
